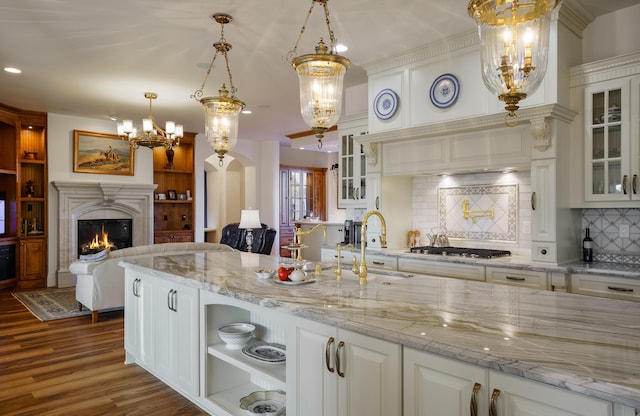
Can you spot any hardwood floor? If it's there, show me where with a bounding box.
[0,289,208,416]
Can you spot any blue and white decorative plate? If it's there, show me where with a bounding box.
[429,73,459,109]
[373,88,399,120]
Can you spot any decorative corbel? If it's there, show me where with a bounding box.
[530,117,551,151]
[363,142,379,167]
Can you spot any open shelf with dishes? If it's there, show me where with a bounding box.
[200,292,288,416]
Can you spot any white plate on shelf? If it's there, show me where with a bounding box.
[242,342,287,363]
[239,390,286,415]
[272,277,316,286]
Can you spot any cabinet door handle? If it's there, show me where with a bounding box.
[336,340,345,378]
[375,196,380,210]
[133,278,140,297]
[623,175,628,194]
[173,290,178,311]
[325,337,335,373]
[608,286,633,293]
[531,192,536,210]
[167,289,174,311]
[489,388,501,416]
[633,174,638,194]
[470,382,481,416]
[506,276,526,281]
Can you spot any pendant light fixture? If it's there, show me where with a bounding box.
[191,13,245,166]
[117,92,183,149]
[468,0,560,126]
[286,0,350,149]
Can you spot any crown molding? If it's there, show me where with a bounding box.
[569,51,640,87]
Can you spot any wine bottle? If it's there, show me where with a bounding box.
[582,227,593,262]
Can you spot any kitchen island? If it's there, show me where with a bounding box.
[120,250,640,415]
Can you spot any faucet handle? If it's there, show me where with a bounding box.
[351,255,359,274]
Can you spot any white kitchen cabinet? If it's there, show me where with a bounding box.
[154,278,199,397]
[124,270,156,369]
[530,159,558,263]
[485,266,549,290]
[365,172,413,250]
[399,257,485,282]
[571,273,640,302]
[296,222,344,262]
[124,271,199,397]
[338,115,368,208]
[404,348,615,416]
[584,78,636,202]
[292,318,401,416]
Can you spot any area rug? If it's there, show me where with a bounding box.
[12,287,90,321]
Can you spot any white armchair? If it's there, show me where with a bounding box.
[69,242,235,323]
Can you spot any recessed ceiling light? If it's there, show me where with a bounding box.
[108,115,118,121]
[4,67,21,74]
[336,44,348,53]
[242,109,252,115]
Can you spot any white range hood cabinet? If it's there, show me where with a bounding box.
[356,103,577,177]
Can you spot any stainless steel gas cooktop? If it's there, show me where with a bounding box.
[409,246,511,259]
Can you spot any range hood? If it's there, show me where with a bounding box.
[355,103,576,176]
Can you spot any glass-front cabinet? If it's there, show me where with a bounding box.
[584,78,639,202]
[338,116,368,208]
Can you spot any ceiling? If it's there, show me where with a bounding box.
[1,0,638,152]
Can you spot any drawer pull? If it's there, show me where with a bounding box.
[325,337,335,373]
[334,255,345,259]
[489,388,501,416]
[506,276,526,281]
[372,261,384,265]
[470,382,481,416]
[608,286,633,293]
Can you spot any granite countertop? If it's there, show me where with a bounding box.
[325,245,640,279]
[120,251,640,409]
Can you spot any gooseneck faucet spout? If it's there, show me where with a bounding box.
[357,210,387,285]
[294,223,327,261]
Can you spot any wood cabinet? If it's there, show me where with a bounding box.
[292,318,401,416]
[279,166,326,257]
[404,348,615,416]
[0,103,47,289]
[338,115,368,208]
[153,133,195,243]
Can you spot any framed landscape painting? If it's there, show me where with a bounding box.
[73,130,134,175]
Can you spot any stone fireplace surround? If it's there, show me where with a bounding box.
[53,181,156,287]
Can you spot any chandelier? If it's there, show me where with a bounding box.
[468,0,560,126]
[285,0,350,149]
[191,13,245,166]
[117,92,183,149]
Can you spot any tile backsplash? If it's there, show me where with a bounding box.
[582,208,640,264]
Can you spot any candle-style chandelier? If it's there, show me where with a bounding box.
[191,13,245,166]
[285,0,350,149]
[468,0,560,126]
[117,92,183,149]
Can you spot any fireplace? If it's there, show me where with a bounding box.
[77,219,132,257]
[53,181,157,287]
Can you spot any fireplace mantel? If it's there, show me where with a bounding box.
[53,181,157,287]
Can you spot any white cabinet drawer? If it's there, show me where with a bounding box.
[366,252,397,271]
[486,267,550,290]
[398,258,485,281]
[571,273,640,302]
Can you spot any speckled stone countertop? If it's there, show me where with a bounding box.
[120,251,640,409]
[360,247,640,279]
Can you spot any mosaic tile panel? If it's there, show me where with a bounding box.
[438,184,518,242]
[582,208,640,264]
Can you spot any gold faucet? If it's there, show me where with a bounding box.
[294,223,327,261]
[356,210,387,285]
[462,199,494,223]
[333,243,354,280]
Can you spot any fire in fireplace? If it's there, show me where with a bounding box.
[77,219,132,257]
